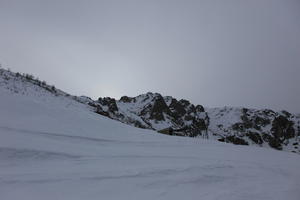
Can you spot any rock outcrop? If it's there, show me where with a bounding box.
[92,92,209,137]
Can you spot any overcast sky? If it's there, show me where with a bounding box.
[0,0,300,112]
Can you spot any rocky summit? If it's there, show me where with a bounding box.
[77,90,300,153]
[88,92,209,138]
[85,94,300,153]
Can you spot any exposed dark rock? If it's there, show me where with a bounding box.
[240,112,253,129]
[120,96,133,103]
[247,132,263,144]
[225,136,248,145]
[262,133,271,142]
[96,105,109,117]
[268,137,282,150]
[179,99,190,107]
[184,115,194,121]
[242,108,248,114]
[217,124,223,128]
[232,123,245,132]
[254,116,270,126]
[192,118,207,130]
[158,128,174,136]
[263,109,273,115]
[88,102,97,107]
[169,99,186,118]
[271,115,295,140]
[189,128,202,137]
[195,105,205,112]
[282,110,292,118]
[149,95,171,121]
[98,97,118,113]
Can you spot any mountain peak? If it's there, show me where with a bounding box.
[1,67,299,153]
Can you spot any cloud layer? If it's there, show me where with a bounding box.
[1,0,300,112]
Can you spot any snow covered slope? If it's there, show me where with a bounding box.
[2,68,299,153]
[1,69,300,200]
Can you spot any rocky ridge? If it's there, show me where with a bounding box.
[1,67,299,153]
[86,92,209,138]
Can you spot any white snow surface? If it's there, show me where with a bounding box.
[1,73,300,200]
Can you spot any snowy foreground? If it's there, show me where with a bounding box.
[1,89,300,200]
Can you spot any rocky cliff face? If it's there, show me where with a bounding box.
[86,91,300,153]
[88,92,209,137]
[207,107,300,153]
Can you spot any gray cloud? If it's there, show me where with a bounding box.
[0,0,300,112]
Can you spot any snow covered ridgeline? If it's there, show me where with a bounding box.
[90,96,300,153]
[91,93,209,137]
[0,68,93,105]
[0,68,70,98]
[0,67,299,153]
[207,107,300,152]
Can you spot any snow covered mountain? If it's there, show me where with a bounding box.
[1,68,299,153]
[88,90,300,153]
[208,107,300,151]
[94,93,209,136]
[1,67,300,200]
